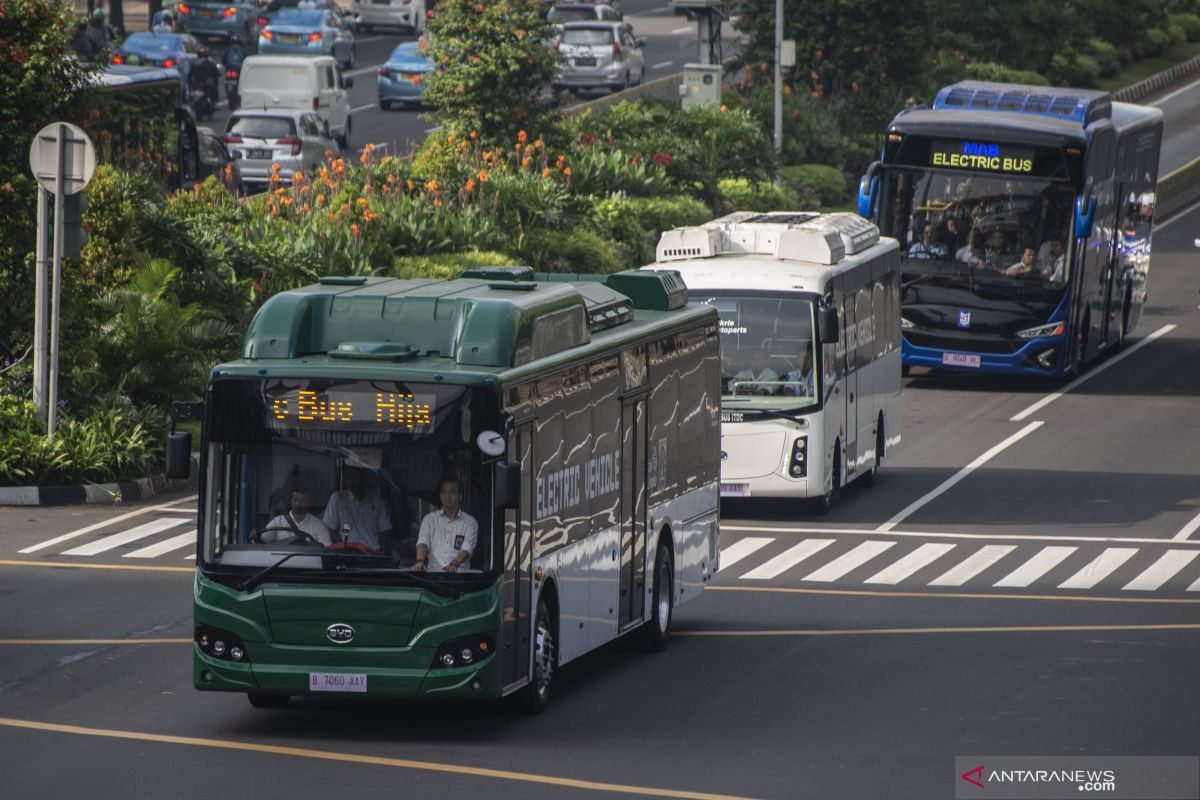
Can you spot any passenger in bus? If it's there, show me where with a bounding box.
[731,350,780,395]
[1039,239,1066,284]
[323,466,392,552]
[983,229,1014,272]
[1003,246,1038,277]
[254,489,332,545]
[956,227,986,269]
[906,223,949,259]
[413,476,478,572]
[939,215,967,254]
[784,351,816,397]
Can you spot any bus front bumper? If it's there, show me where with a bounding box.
[902,335,1066,376]
[194,641,503,700]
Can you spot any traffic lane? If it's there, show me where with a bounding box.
[1148,75,1200,174]
[0,491,196,556]
[2,589,1197,800]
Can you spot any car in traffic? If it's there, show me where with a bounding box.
[112,31,200,79]
[553,21,645,93]
[175,0,259,43]
[351,0,428,33]
[256,0,340,27]
[196,127,243,192]
[221,109,339,193]
[258,8,356,68]
[377,40,433,109]
[237,55,354,149]
[547,2,622,24]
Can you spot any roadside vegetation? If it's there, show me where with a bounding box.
[2,0,1199,486]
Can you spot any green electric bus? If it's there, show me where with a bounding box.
[168,269,721,712]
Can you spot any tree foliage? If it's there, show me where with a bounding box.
[422,0,561,144]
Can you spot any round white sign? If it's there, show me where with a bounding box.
[29,122,96,195]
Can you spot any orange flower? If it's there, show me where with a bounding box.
[454,83,465,94]
[474,2,483,10]
[476,169,489,183]
[406,179,415,191]
[292,171,304,183]
[272,163,281,172]
[465,178,476,192]
[517,130,528,144]
[425,179,438,192]
[351,223,361,236]
[363,209,377,221]
[515,28,525,38]
[521,157,530,168]
[358,197,369,208]
[541,167,551,179]
[524,144,533,156]
[563,167,572,176]
[339,202,351,214]
[719,103,728,112]
[275,187,285,195]
[316,193,326,205]
[470,130,478,140]
[448,133,456,144]
[281,196,294,206]
[300,205,310,213]
[482,150,492,160]
[556,154,565,168]
[534,138,544,149]
[433,198,442,208]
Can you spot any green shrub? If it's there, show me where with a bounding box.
[520,227,627,275]
[1166,21,1187,48]
[1169,13,1200,43]
[588,194,711,265]
[1141,28,1170,57]
[1049,51,1100,87]
[391,251,521,279]
[964,62,1049,86]
[780,164,848,208]
[1084,38,1121,79]
[717,179,800,213]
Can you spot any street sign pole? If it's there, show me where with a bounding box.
[773,0,782,154]
[48,127,67,435]
[33,187,49,419]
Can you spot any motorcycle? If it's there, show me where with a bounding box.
[188,84,215,122]
[225,69,239,110]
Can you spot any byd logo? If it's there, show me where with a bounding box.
[961,764,986,789]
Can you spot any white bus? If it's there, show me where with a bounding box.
[643,212,902,512]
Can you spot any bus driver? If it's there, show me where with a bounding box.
[413,476,478,572]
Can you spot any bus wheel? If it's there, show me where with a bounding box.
[859,418,884,487]
[640,545,674,652]
[247,692,289,709]
[523,600,556,714]
[812,439,841,514]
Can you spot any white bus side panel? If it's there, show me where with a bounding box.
[647,481,719,611]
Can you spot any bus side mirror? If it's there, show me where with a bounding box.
[495,462,521,509]
[819,306,840,344]
[166,431,192,479]
[1074,176,1095,239]
[857,160,879,218]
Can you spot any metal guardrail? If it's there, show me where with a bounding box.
[1112,54,1200,103]
[1156,155,1200,220]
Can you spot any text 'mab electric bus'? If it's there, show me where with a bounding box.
[643,212,901,512]
[858,81,1162,376]
[167,269,720,713]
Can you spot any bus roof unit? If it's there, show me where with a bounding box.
[656,211,881,266]
[241,270,689,369]
[932,81,1111,125]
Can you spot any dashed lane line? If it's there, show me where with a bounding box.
[0,718,759,800]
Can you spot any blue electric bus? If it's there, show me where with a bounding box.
[858,81,1162,376]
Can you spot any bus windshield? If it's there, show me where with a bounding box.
[199,378,502,583]
[884,169,1075,302]
[695,294,819,411]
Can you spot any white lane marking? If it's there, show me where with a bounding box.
[1155,197,1200,230]
[1123,550,1200,591]
[61,518,191,557]
[864,543,956,585]
[993,546,1077,587]
[355,36,384,44]
[19,496,197,554]
[740,539,834,580]
[876,421,1044,532]
[124,531,196,559]
[929,545,1016,586]
[350,103,376,114]
[1149,75,1200,105]
[1188,575,1200,591]
[1175,510,1200,541]
[717,537,772,572]
[1010,325,1176,422]
[651,60,674,70]
[802,540,896,582]
[671,25,691,34]
[1058,547,1138,590]
[344,65,380,78]
[723,524,1200,547]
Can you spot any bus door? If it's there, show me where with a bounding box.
[1077,126,1115,357]
[501,422,534,691]
[1099,136,1125,345]
[842,289,859,478]
[618,396,647,630]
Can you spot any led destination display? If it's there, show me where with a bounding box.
[266,385,435,431]
[930,140,1035,173]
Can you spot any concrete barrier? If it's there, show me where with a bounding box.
[1156,155,1200,220]
[1112,55,1200,103]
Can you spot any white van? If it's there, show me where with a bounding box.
[350,0,426,33]
[237,55,353,149]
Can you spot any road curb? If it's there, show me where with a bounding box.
[0,456,199,507]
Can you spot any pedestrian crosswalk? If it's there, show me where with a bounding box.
[717,534,1200,594]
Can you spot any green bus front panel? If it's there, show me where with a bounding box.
[193,574,505,700]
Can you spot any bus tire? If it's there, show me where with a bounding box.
[859,417,884,487]
[247,692,289,708]
[521,599,556,715]
[640,545,674,652]
[812,442,840,514]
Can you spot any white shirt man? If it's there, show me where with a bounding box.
[258,491,332,544]
[732,352,780,395]
[414,478,478,572]
[784,359,815,397]
[322,467,391,551]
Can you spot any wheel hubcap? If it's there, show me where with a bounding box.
[534,620,554,697]
[657,563,671,632]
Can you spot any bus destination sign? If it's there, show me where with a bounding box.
[268,388,434,431]
[931,140,1034,173]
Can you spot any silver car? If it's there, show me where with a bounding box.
[222,109,339,192]
[554,21,645,93]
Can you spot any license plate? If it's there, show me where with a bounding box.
[942,352,982,368]
[720,482,748,497]
[720,411,744,424]
[574,57,597,66]
[309,672,368,692]
[194,7,214,15]
[280,33,301,43]
[247,148,271,159]
[400,72,420,80]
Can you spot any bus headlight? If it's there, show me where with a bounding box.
[195,625,250,663]
[432,635,494,669]
[789,436,808,478]
[1016,322,1065,339]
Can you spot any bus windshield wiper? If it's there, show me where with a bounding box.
[238,551,312,592]
[327,566,462,598]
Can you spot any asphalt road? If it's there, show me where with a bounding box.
[203,0,734,159]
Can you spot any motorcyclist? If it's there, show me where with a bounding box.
[152,9,175,33]
[192,45,221,105]
[84,8,113,57]
[221,35,246,72]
